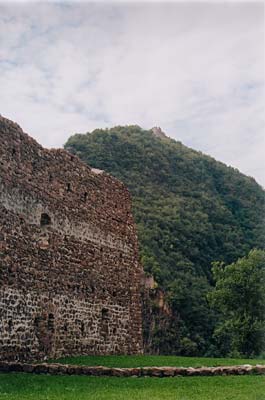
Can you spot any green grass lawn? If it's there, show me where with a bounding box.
[0,373,264,400]
[51,354,265,368]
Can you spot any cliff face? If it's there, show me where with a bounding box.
[0,116,143,361]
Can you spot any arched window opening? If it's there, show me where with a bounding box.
[83,192,88,202]
[40,213,51,227]
[101,308,109,319]
[66,183,71,192]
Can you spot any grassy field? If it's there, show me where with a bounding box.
[1,356,265,400]
[0,373,264,400]
[51,354,265,368]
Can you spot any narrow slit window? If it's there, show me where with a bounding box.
[48,313,54,332]
[8,319,12,332]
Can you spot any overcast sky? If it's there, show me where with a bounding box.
[0,1,264,187]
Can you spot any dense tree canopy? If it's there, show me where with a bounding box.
[65,125,265,355]
[209,249,265,357]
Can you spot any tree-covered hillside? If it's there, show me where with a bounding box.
[65,126,265,355]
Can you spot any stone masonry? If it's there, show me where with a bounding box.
[0,116,143,361]
[1,361,264,377]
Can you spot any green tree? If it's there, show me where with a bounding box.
[209,249,265,357]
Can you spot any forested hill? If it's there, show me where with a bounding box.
[65,125,265,355]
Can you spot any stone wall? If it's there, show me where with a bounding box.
[0,116,143,361]
[1,361,264,377]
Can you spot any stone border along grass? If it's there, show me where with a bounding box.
[0,362,265,377]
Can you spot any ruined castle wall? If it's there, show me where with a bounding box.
[0,116,143,361]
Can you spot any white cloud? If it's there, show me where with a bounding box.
[0,1,264,187]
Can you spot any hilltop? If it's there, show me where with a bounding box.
[65,125,265,355]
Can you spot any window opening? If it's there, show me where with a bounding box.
[40,213,51,227]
